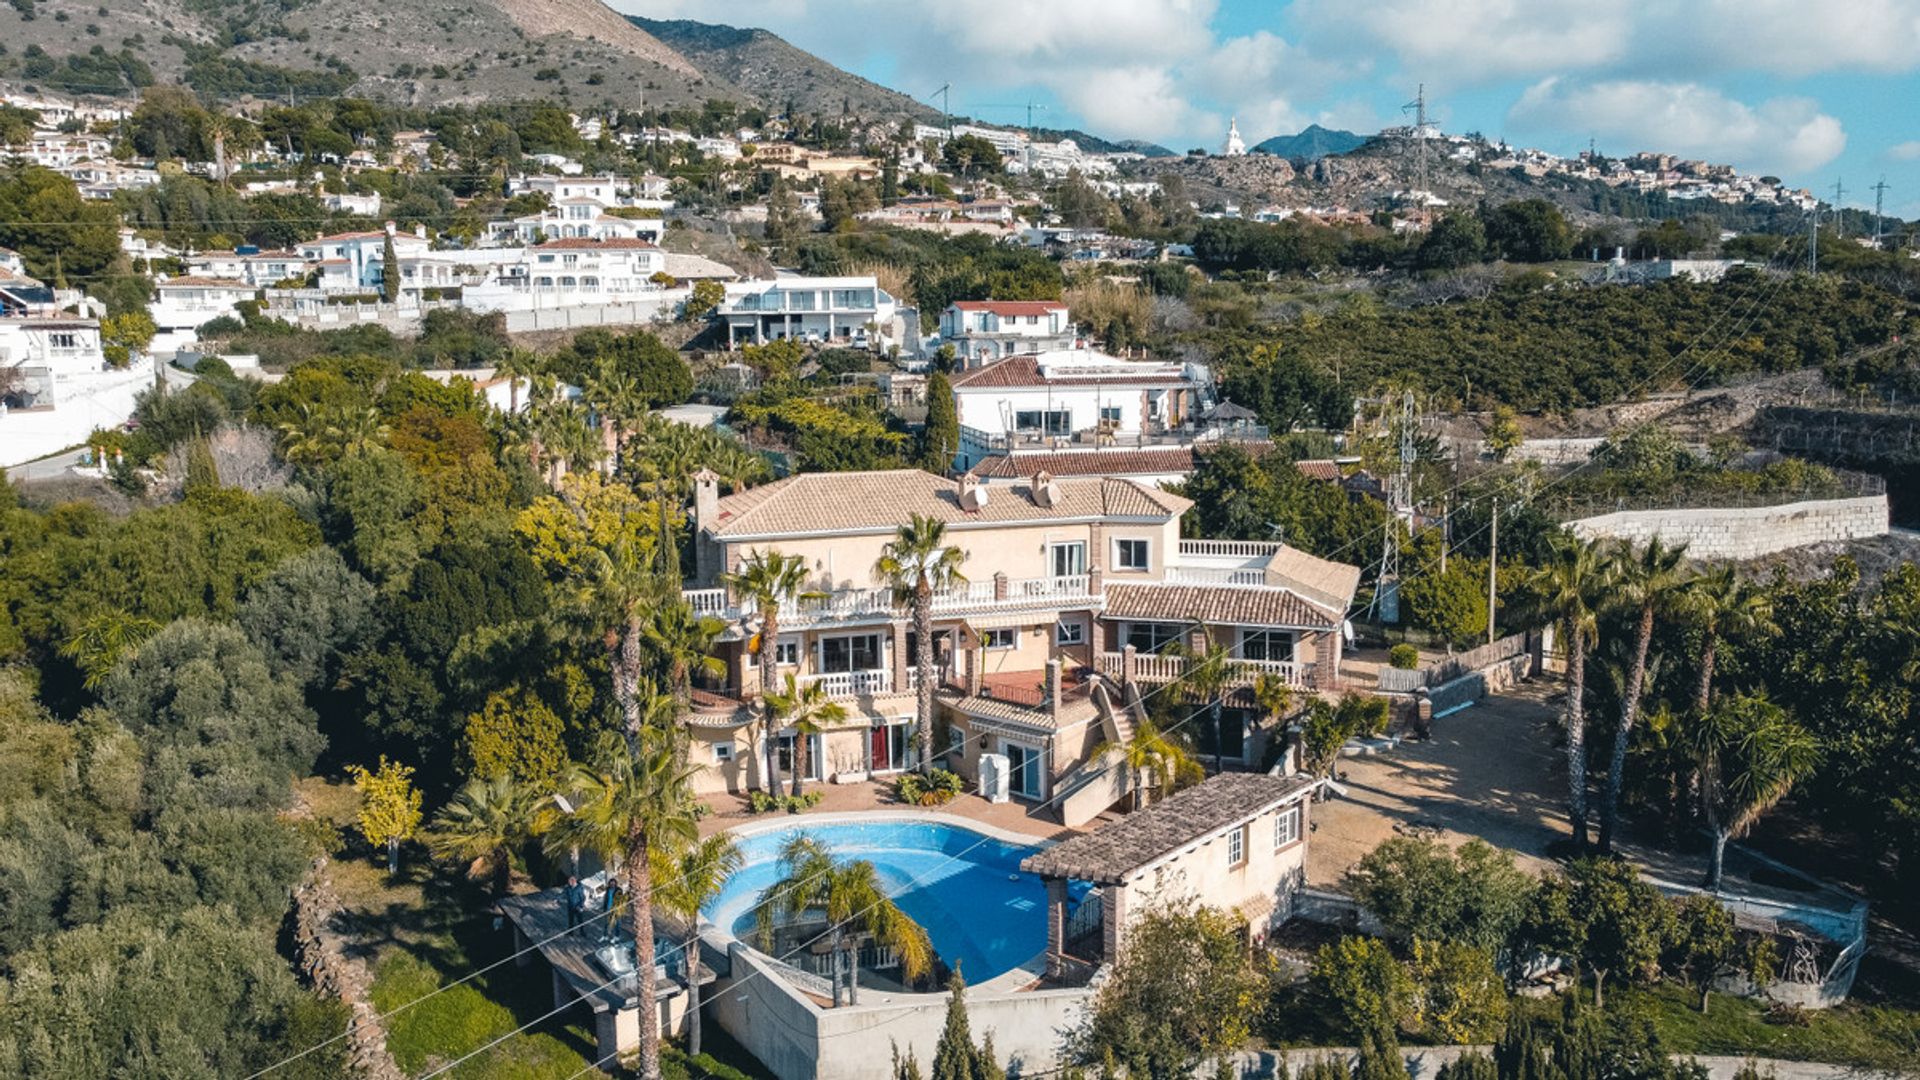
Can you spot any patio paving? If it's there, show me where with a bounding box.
[697,778,1083,843]
[1308,679,1858,914]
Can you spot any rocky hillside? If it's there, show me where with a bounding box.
[1252,124,1366,161]
[629,15,937,122]
[0,0,742,108]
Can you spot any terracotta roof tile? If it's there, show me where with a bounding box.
[950,300,1067,316]
[1020,772,1315,883]
[972,448,1193,479]
[1103,582,1340,630]
[705,469,1190,539]
[948,354,1193,390]
[1294,459,1341,482]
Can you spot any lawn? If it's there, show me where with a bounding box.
[302,777,602,1078]
[1611,983,1920,1071]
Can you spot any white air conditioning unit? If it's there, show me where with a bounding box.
[978,753,1010,804]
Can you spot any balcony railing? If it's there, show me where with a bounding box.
[1164,566,1267,587]
[1094,651,1309,689]
[800,670,894,698]
[680,575,1097,623]
[1175,539,1287,559]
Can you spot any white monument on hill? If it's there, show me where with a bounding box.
[1222,116,1246,156]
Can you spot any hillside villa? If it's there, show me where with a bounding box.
[676,468,1358,825]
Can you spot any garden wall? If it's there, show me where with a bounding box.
[1567,496,1889,560]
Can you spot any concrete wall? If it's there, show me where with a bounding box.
[710,941,1093,1080]
[1567,495,1889,560]
[500,296,679,332]
[0,357,153,467]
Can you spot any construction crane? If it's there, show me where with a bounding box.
[975,101,1049,135]
[928,83,952,131]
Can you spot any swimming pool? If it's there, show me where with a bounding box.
[703,817,1080,983]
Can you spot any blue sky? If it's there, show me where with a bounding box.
[619,0,1920,220]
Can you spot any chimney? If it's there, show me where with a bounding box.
[1031,469,1060,507]
[957,472,990,512]
[692,468,721,532]
[414,224,427,240]
[384,220,397,236]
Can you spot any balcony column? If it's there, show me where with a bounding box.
[992,572,1009,601]
[1122,644,1138,687]
[891,620,910,694]
[1044,877,1068,979]
[1046,659,1062,719]
[1314,630,1340,690]
[967,638,984,696]
[1101,882,1128,966]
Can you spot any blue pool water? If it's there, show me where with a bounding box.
[703,819,1081,982]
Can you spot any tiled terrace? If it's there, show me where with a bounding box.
[696,778,1082,843]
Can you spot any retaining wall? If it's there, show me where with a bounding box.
[1567,495,1889,560]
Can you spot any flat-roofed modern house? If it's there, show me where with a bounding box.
[949,349,1252,471]
[714,275,904,350]
[677,468,1358,823]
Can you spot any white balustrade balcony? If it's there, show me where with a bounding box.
[800,669,894,698]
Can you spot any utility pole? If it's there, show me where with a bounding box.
[1810,197,1819,275]
[1439,494,1449,574]
[1402,83,1430,199]
[1486,497,1499,647]
[1832,178,1847,238]
[1872,177,1890,246]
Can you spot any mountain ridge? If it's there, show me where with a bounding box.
[1252,124,1369,160]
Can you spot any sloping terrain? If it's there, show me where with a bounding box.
[630,15,936,121]
[0,0,738,107]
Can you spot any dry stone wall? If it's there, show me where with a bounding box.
[1568,495,1888,560]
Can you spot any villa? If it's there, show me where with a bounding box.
[713,275,905,350]
[677,468,1359,823]
[938,300,1076,367]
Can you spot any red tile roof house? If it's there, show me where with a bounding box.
[939,299,1076,367]
[675,468,1360,824]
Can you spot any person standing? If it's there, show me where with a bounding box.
[564,874,587,929]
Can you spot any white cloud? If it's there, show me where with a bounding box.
[1509,78,1847,175]
[1291,0,1920,85]
[1890,141,1920,161]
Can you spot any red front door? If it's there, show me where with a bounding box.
[870,726,891,771]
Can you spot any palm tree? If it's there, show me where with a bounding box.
[1691,693,1818,890]
[652,834,742,1058]
[541,732,699,1080]
[59,610,159,689]
[426,774,532,900]
[1680,565,1775,715]
[584,359,648,472]
[723,550,825,793]
[1523,532,1613,849]
[1251,671,1295,768]
[1597,537,1693,853]
[494,348,540,416]
[1091,717,1193,811]
[875,515,967,775]
[765,672,850,797]
[570,535,659,738]
[755,834,933,1007]
[1169,627,1245,773]
[643,600,728,708]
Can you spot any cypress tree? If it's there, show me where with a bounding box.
[381,230,400,303]
[1351,1025,1409,1080]
[931,968,980,1080]
[921,371,959,474]
[1436,1052,1498,1080]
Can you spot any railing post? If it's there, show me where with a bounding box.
[992,572,1008,601]
[1122,644,1137,686]
[1047,659,1062,719]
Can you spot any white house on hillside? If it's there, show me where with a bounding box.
[298,227,431,291]
[939,300,1076,366]
[151,278,261,354]
[0,317,151,467]
[714,275,903,349]
[947,349,1213,469]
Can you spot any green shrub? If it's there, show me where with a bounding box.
[1388,644,1420,670]
[747,789,824,814]
[895,768,964,806]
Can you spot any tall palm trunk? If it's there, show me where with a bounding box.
[1702,751,1728,890]
[913,583,935,775]
[791,733,809,798]
[1695,630,1718,716]
[1210,698,1225,774]
[613,616,643,738]
[508,378,521,415]
[1566,626,1590,849]
[1599,604,1656,853]
[625,825,663,1080]
[683,927,705,1056]
[760,609,781,795]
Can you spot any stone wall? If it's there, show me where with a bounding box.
[1567,495,1889,560]
[289,857,406,1080]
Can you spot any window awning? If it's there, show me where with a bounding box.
[964,611,1053,633]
